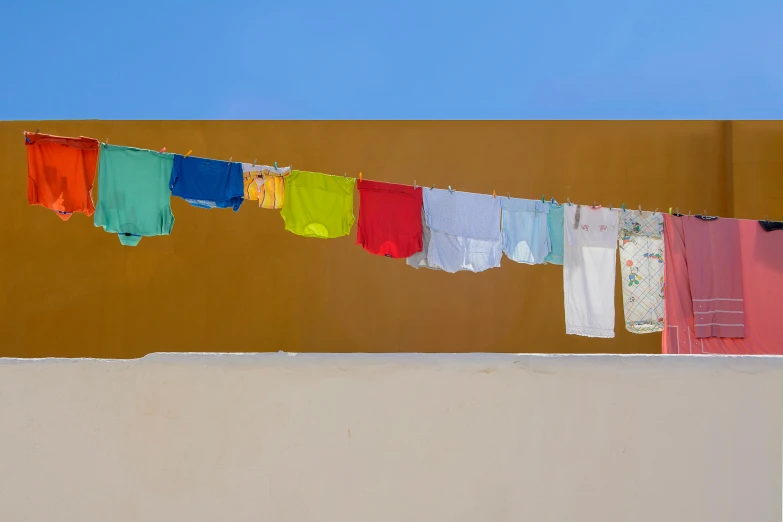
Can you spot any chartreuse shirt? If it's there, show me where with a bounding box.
[281,170,355,238]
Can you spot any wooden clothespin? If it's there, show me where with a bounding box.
[638,205,642,215]
[430,184,435,190]
[492,190,497,198]
[654,208,659,214]
[229,157,233,163]
[343,172,347,178]
[184,150,192,158]
[160,146,167,153]
[414,180,418,189]
[359,172,363,182]
[507,192,511,199]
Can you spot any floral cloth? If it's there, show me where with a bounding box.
[618,211,665,334]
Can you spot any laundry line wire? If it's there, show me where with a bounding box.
[23,130,777,224]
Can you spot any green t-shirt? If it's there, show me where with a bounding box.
[281,171,355,238]
[94,145,174,246]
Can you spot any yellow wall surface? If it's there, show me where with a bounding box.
[0,121,780,358]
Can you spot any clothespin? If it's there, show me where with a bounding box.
[414,180,418,189]
[638,205,642,215]
[703,210,707,217]
[592,201,597,208]
[621,203,626,212]
[23,131,30,144]
[609,203,612,210]
[160,146,167,153]
[343,172,347,178]
[676,207,679,215]
[274,161,278,169]
[550,197,555,204]
[359,172,363,182]
[253,158,257,166]
[567,198,572,206]
[668,207,672,214]
[184,150,192,158]
[492,190,497,198]
[105,138,109,148]
[654,208,659,214]
[229,157,233,163]
[507,192,511,199]
[542,195,545,203]
[448,185,454,193]
[430,184,435,190]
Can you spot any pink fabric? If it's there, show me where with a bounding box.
[680,217,745,338]
[663,215,783,354]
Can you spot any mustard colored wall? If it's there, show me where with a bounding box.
[0,121,780,358]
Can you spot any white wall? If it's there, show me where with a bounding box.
[0,353,780,522]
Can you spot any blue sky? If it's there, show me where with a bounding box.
[2,0,782,119]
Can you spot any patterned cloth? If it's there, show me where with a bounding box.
[618,211,665,334]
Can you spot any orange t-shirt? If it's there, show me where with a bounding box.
[26,133,101,220]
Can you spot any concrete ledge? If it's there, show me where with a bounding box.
[0,353,780,521]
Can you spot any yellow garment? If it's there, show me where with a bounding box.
[242,164,290,209]
[281,170,356,238]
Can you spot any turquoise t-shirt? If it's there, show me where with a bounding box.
[544,203,564,265]
[94,145,174,246]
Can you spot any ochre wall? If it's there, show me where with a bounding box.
[0,121,780,357]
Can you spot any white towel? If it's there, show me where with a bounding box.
[407,189,502,273]
[563,205,619,338]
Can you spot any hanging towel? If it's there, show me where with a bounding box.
[242,163,290,209]
[563,205,619,338]
[544,203,565,265]
[500,198,551,264]
[281,171,356,239]
[357,180,423,258]
[618,211,665,334]
[25,133,100,221]
[413,189,502,273]
[680,216,745,338]
[663,216,783,354]
[93,145,174,246]
[170,155,245,211]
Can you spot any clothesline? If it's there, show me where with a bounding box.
[24,129,772,223]
[21,131,783,353]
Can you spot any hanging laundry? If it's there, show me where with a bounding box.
[280,171,355,238]
[681,216,745,338]
[406,208,441,270]
[544,203,565,265]
[618,211,665,334]
[356,180,423,258]
[93,145,174,246]
[759,220,783,232]
[409,188,502,273]
[563,205,619,338]
[663,215,783,354]
[25,133,100,221]
[242,163,290,209]
[170,155,244,211]
[500,198,551,264]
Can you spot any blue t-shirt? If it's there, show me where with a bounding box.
[170,155,244,211]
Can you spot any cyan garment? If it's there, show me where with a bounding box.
[544,203,564,265]
[500,198,551,264]
[93,145,174,246]
[170,155,244,211]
